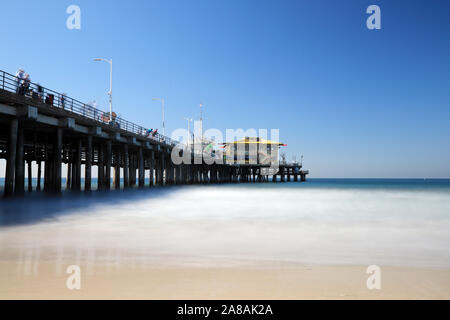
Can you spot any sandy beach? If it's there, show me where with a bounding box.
[1,183,450,300]
[1,261,449,300]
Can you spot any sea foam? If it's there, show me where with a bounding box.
[1,184,449,269]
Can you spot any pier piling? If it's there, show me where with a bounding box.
[123,144,129,188]
[105,141,112,190]
[4,119,18,197]
[85,136,92,191]
[14,126,24,196]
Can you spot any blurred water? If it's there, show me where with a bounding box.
[0,179,449,269]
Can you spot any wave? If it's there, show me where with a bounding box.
[1,185,450,269]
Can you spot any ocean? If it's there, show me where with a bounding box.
[0,179,449,270]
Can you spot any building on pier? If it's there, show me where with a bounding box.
[221,137,286,165]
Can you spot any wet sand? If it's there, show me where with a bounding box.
[1,184,450,299]
[1,261,449,299]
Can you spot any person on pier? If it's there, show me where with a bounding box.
[60,93,67,109]
[15,68,25,94]
[37,84,44,101]
[20,73,31,96]
[145,128,153,137]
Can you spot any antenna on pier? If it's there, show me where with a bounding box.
[199,103,204,142]
[183,117,193,147]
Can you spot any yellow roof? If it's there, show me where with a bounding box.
[222,137,286,146]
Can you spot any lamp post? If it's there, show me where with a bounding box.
[152,98,165,136]
[183,117,193,147]
[199,103,203,142]
[93,58,113,121]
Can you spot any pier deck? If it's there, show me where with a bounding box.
[0,69,308,197]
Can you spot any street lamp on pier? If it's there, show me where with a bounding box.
[93,58,113,122]
[152,98,165,136]
[183,117,193,147]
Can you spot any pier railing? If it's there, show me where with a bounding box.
[0,69,182,148]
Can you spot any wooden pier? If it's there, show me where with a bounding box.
[0,69,308,197]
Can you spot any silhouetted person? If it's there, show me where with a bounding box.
[37,84,44,101]
[15,68,24,94]
[60,93,67,109]
[20,74,30,96]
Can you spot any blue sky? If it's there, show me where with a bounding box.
[1,0,449,178]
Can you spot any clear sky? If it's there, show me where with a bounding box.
[1,0,449,178]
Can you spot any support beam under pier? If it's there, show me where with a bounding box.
[4,119,18,198]
[85,136,92,191]
[138,147,145,187]
[105,141,112,190]
[123,144,129,188]
[54,128,62,193]
[14,126,25,196]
